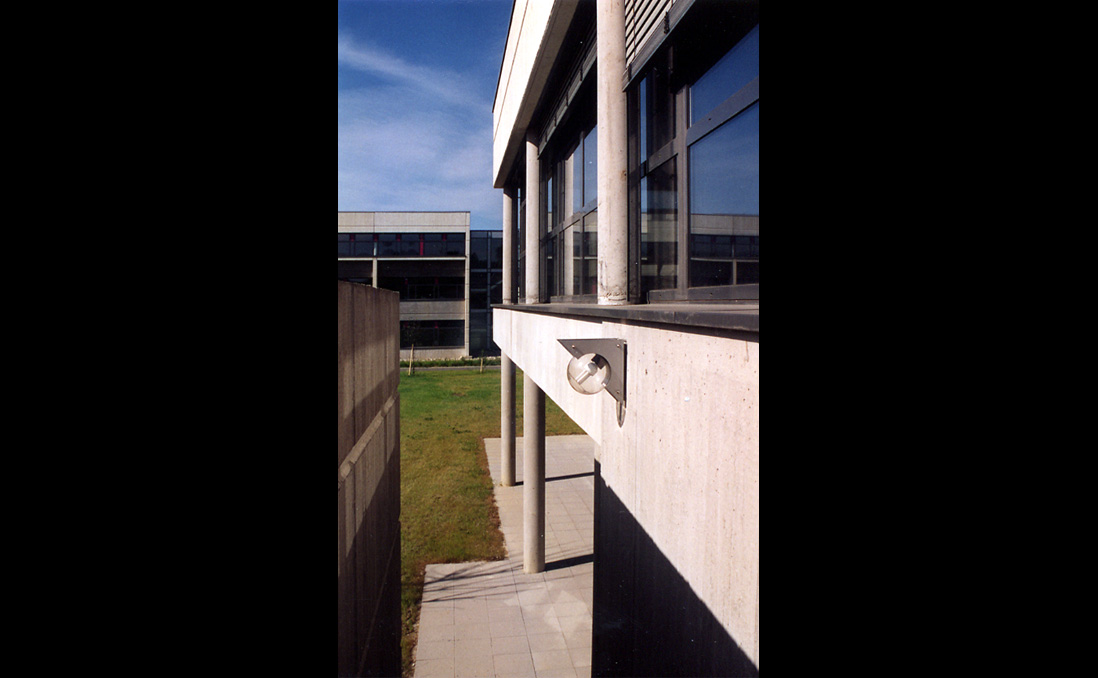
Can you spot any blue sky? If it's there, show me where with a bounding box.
[338,0,514,231]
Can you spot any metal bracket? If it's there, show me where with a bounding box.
[558,338,627,405]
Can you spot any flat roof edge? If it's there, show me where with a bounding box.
[493,302,759,335]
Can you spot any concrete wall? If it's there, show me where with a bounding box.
[338,211,470,230]
[338,281,402,678]
[494,308,759,675]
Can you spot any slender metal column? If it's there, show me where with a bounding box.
[500,186,516,487]
[596,0,630,305]
[523,374,545,573]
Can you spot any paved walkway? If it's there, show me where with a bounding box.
[413,435,597,678]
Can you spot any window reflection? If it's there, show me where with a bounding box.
[690,25,759,125]
[689,102,759,287]
[640,59,675,161]
[546,174,554,233]
[641,158,677,294]
[571,222,582,294]
[422,233,444,257]
[569,140,582,215]
[583,126,597,207]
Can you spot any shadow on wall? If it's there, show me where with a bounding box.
[337,441,401,678]
[592,461,758,678]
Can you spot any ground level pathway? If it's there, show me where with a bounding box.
[412,434,597,678]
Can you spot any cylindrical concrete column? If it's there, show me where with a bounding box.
[371,258,378,288]
[524,131,541,304]
[523,374,545,573]
[500,185,517,486]
[596,0,630,305]
[502,186,515,304]
[501,354,516,486]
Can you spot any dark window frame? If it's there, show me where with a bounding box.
[628,16,759,303]
[540,77,599,303]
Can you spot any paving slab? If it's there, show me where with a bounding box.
[414,435,596,678]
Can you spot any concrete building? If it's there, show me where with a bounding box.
[338,212,505,360]
[492,1,759,675]
[339,211,477,360]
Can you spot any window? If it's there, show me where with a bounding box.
[442,233,465,257]
[641,158,677,293]
[541,81,599,300]
[690,25,759,126]
[368,233,466,258]
[422,233,445,257]
[630,17,758,301]
[336,233,376,257]
[689,102,759,286]
[376,234,400,257]
[377,276,464,301]
[400,320,464,349]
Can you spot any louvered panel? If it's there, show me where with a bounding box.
[537,22,597,154]
[626,0,672,66]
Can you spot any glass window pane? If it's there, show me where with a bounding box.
[641,158,677,294]
[546,174,554,232]
[584,126,598,206]
[398,235,420,257]
[689,102,759,287]
[690,25,759,125]
[736,260,759,285]
[377,234,399,257]
[545,232,555,296]
[471,234,488,268]
[583,211,598,295]
[422,233,444,257]
[354,239,375,257]
[442,233,465,257]
[490,234,503,269]
[569,140,582,215]
[438,320,464,347]
[643,59,675,157]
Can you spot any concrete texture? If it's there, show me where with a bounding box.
[595,0,629,305]
[413,435,596,678]
[338,282,402,677]
[493,307,759,671]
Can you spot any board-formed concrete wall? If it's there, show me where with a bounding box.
[338,282,401,677]
[494,307,759,675]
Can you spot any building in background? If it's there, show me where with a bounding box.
[469,230,505,357]
[492,1,759,675]
[339,212,503,360]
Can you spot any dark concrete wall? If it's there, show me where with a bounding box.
[338,282,401,677]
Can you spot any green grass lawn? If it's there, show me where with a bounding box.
[397,367,583,676]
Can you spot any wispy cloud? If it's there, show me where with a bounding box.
[337,32,490,116]
[337,33,499,227]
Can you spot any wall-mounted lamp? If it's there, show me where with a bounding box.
[558,338,627,425]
